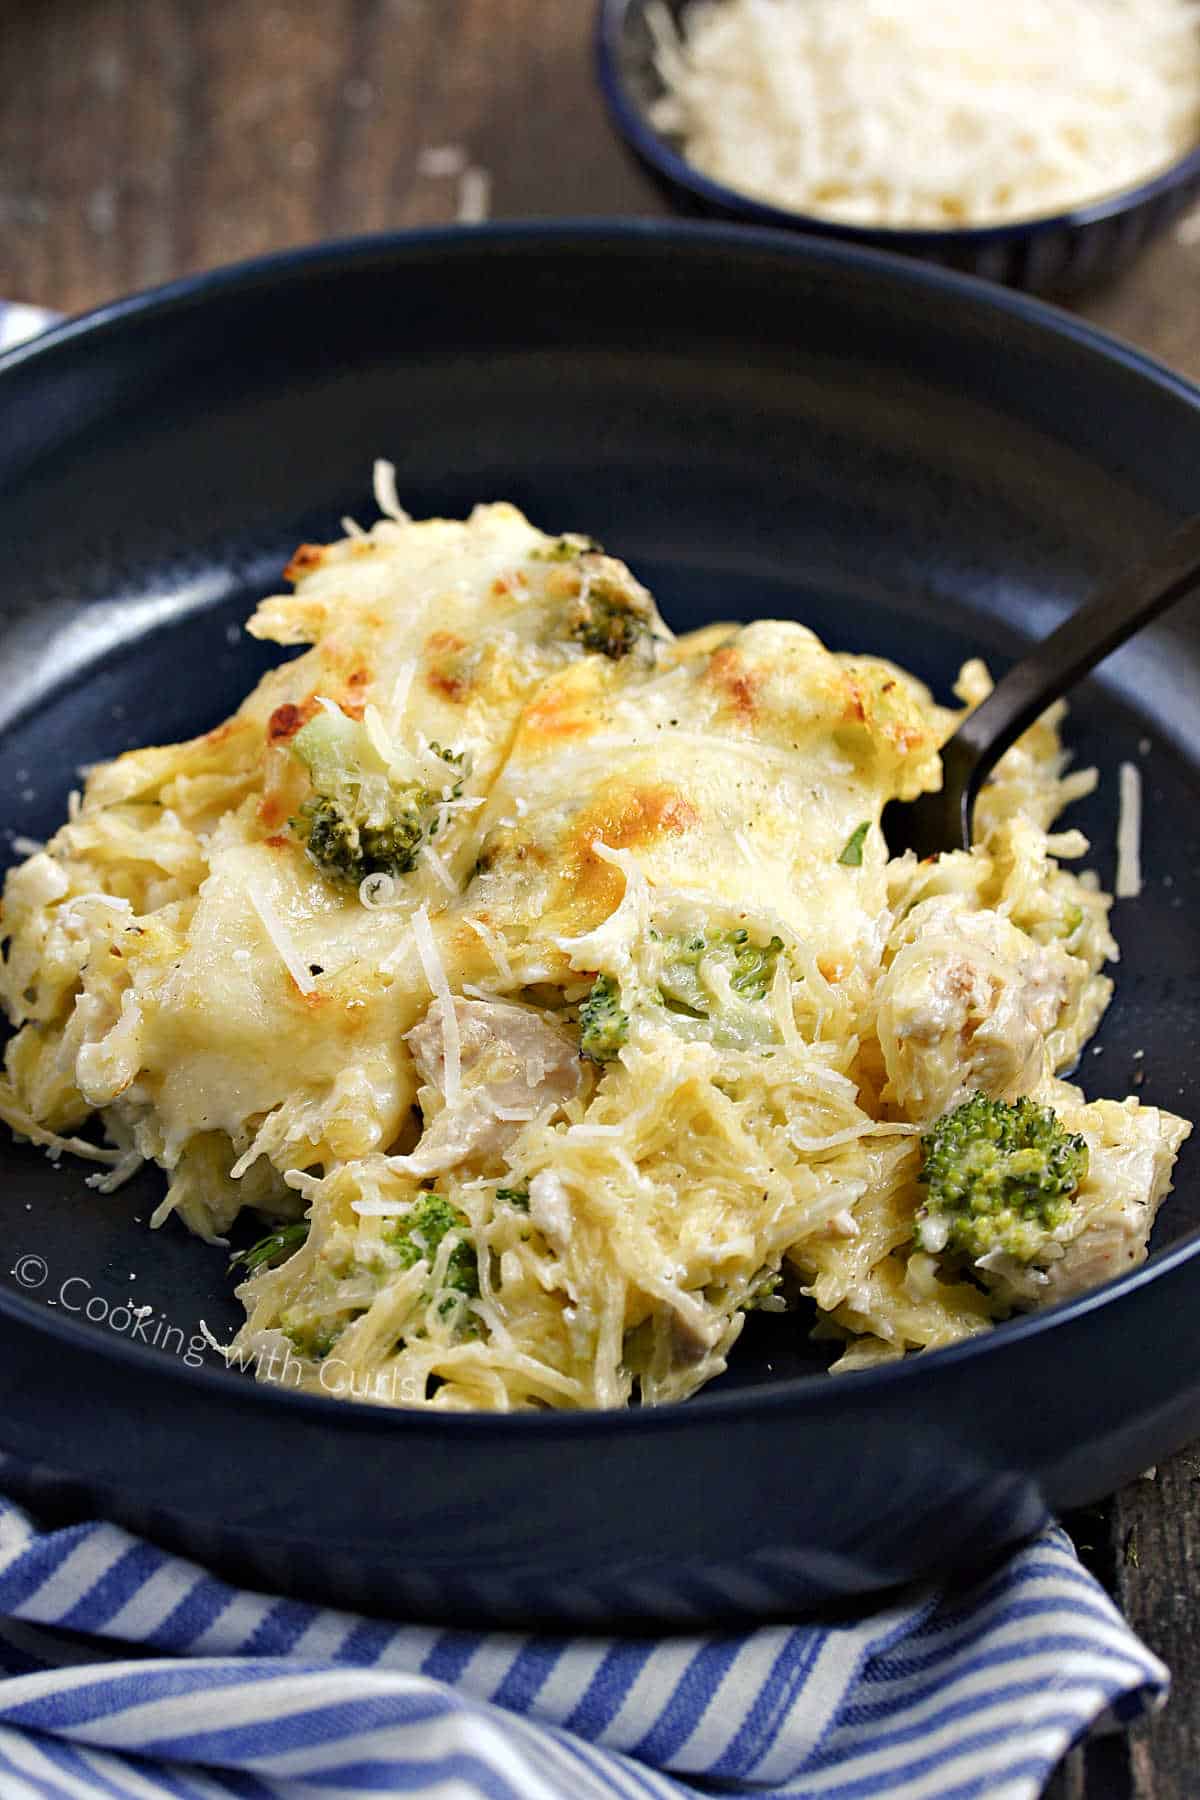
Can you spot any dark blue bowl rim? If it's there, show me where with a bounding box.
[594,0,1200,247]
[3,216,1200,1435]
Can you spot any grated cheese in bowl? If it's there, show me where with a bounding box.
[648,0,1200,229]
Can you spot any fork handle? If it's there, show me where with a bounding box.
[947,511,1200,841]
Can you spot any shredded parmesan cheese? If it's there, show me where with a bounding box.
[456,165,492,224]
[420,840,458,895]
[372,459,410,524]
[1116,761,1143,899]
[379,928,415,976]
[389,659,417,730]
[359,872,401,909]
[412,903,461,1107]
[196,1318,230,1356]
[246,886,316,995]
[462,914,515,987]
[649,0,1200,228]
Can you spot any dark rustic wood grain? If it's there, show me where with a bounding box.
[1112,1456,1200,1799]
[2,6,1198,1795]
[4,0,1200,379]
[0,0,647,310]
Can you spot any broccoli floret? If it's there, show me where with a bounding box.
[299,793,426,882]
[288,707,448,886]
[728,929,784,999]
[274,1197,481,1361]
[742,1269,784,1312]
[1059,904,1084,938]
[660,927,783,1014]
[579,930,783,1060]
[579,973,630,1062]
[386,1194,479,1299]
[496,1184,531,1211]
[533,533,603,562]
[229,1220,310,1276]
[280,1312,343,1360]
[915,1092,1089,1263]
[564,559,656,660]
[569,590,648,658]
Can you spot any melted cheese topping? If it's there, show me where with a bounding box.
[0,498,1190,1409]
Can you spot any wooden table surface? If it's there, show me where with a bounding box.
[4,4,1199,1794]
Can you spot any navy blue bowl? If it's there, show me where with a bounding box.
[596,0,1200,295]
[3,223,1200,1626]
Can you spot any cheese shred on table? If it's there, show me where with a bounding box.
[0,497,1190,1410]
[648,0,1200,229]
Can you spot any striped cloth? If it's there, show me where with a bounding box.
[0,1494,1167,1800]
[0,292,1169,1794]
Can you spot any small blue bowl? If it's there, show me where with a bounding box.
[596,0,1200,295]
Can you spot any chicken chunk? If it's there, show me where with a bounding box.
[982,1084,1192,1308]
[877,898,1075,1120]
[395,996,584,1176]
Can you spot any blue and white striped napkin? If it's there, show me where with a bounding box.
[0,293,1170,1795]
[0,1494,1167,1800]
